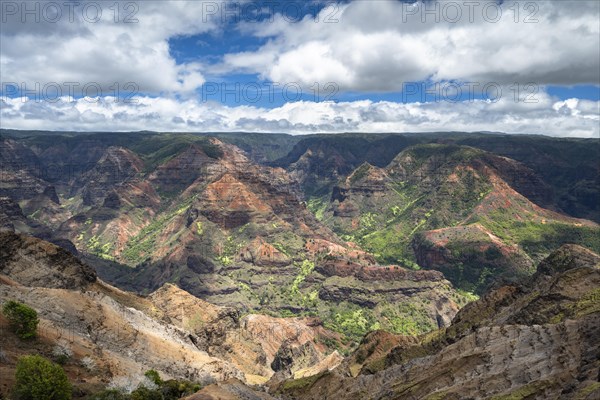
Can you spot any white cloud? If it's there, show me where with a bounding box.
[0,1,220,94]
[1,0,598,137]
[221,0,600,91]
[3,0,598,95]
[2,95,598,138]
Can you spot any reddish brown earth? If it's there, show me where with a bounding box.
[273,244,600,400]
[0,232,344,396]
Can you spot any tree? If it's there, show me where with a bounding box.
[13,355,72,400]
[129,387,162,400]
[89,390,127,400]
[2,300,39,339]
[144,369,162,385]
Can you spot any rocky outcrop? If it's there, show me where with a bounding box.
[2,137,473,341]
[238,237,291,267]
[0,235,246,394]
[330,163,392,220]
[536,243,600,276]
[147,283,343,382]
[271,342,321,377]
[148,144,217,195]
[481,152,556,211]
[318,275,459,327]
[0,197,27,232]
[275,244,600,400]
[73,146,144,206]
[412,224,535,293]
[332,163,390,202]
[324,143,599,294]
[317,263,444,282]
[0,231,96,289]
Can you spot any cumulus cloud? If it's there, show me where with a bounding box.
[221,0,600,91]
[2,95,598,137]
[0,1,219,94]
[1,0,598,136]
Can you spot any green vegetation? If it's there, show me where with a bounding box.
[380,303,436,336]
[272,242,290,257]
[122,196,196,265]
[91,370,201,400]
[2,300,39,340]
[573,288,600,317]
[216,236,241,266]
[489,380,552,400]
[89,390,127,400]
[330,155,490,266]
[306,196,329,221]
[453,289,480,306]
[13,355,72,400]
[321,143,600,294]
[478,211,600,262]
[88,236,115,261]
[126,134,223,171]
[349,163,372,184]
[324,304,379,343]
[302,290,319,308]
[281,371,329,392]
[424,391,450,400]
[129,387,162,400]
[573,383,600,400]
[290,260,315,295]
[144,370,162,385]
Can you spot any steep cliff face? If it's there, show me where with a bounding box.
[147,284,344,384]
[148,144,218,195]
[0,138,59,206]
[71,146,145,206]
[1,131,598,399]
[0,197,33,232]
[412,223,535,291]
[48,138,468,341]
[0,234,344,396]
[0,234,245,396]
[271,132,600,223]
[0,231,96,289]
[323,144,599,293]
[274,244,600,400]
[59,138,337,268]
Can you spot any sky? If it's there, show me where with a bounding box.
[0,0,599,137]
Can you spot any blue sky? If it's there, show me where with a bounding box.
[1,0,599,136]
[165,1,600,108]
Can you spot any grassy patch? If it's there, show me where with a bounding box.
[380,303,436,336]
[490,380,552,399]
[122,196,196,265]
[307,196,329,221]
[281,371,329,392]
[573,288,600,317]
[290,260,315,295]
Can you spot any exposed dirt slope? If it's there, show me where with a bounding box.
[0,233,343,396]
[273,244,600,400]
[324,144,599,293]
